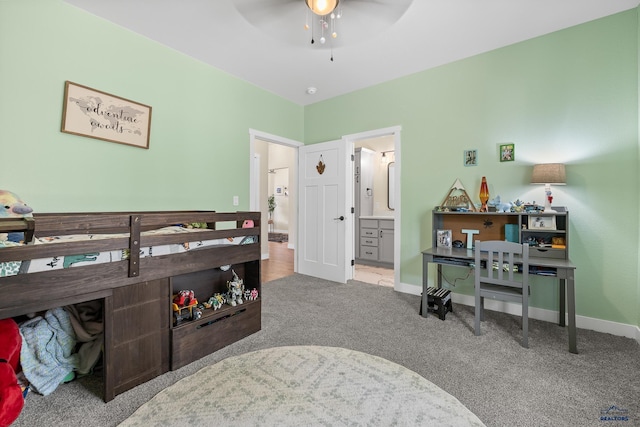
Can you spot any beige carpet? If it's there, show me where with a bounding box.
[119,346,485,427]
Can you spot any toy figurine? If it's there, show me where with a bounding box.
[249,288,258,301]
[243,289,251,301]
[172,290,199,325]
[173,290,197,307]
[206,293,225,310]
[226,270,244,306]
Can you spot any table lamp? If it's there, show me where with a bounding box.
[531,163,566,212]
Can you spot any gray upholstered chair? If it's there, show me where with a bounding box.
[474,240,530,348]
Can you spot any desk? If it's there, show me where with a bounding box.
[422,247,577,354]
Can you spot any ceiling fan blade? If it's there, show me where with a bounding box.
[339,0,413,25]
[234,0,300,23]
[233,0,413,49]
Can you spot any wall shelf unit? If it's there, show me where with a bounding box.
[432,207,569,259]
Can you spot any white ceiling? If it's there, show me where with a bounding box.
[63,0,639,106]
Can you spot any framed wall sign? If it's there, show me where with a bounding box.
[61,81,152,149]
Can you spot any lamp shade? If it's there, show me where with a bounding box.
[306,0,339,15]
[531,163,566,185]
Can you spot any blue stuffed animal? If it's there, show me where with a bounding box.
[0,190,33,243]
[0,190,32,218]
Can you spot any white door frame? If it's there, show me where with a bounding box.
[249,129,303,269]
[343,126,401,290]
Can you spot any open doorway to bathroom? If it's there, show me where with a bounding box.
[353,135,396,287]
[251,127,399,287]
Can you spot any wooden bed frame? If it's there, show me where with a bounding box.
[0,211,261,401]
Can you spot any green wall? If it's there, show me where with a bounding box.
[0,0,303,212]
[305,10,640,326]
[1,1,638,327]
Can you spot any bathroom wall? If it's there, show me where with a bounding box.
[355,136,395,216]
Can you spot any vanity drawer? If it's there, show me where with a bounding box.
[360,219,378,229]
[360,237,378,247]
[360,246,379,260]
[361,228,377,238]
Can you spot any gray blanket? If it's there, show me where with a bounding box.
[19,308,78,395]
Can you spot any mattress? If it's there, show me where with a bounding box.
[0,226,257,277]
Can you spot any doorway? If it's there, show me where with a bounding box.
[350,134,397,287]
[249,129,302,282]
[249,126,400,288]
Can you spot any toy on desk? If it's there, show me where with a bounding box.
[511,199,525,213]
[226,270,244,307]
[523,203,544,213]
[249,288,259,301]
[488,195,512,213]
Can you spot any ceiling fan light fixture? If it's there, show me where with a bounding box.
[306,0,339,16]
[304,0,340,61]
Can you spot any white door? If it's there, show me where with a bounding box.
[298,139,352,283]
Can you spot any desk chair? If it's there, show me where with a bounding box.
[474,240,530,348]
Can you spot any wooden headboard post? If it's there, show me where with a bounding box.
[128,215,141,277]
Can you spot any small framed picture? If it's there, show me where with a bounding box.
[436,229,452,248]
[464,149,477,166]
[528,215,556,230]
[499,143,515,162]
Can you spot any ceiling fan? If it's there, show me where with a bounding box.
[233,0,413,50]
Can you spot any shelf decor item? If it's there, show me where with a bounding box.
[479,176,489,212]
[439,179,477,212]
[436,229,452,248]
[530,163,566,213]
[528,215,557,230]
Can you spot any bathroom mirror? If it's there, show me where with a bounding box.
[388,162,395,210]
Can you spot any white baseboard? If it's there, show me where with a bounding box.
[395,282,640,343]
[394,281,421,296]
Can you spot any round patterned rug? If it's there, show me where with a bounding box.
[119,346,485,426]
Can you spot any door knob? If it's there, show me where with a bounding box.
[334,216,345,221]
